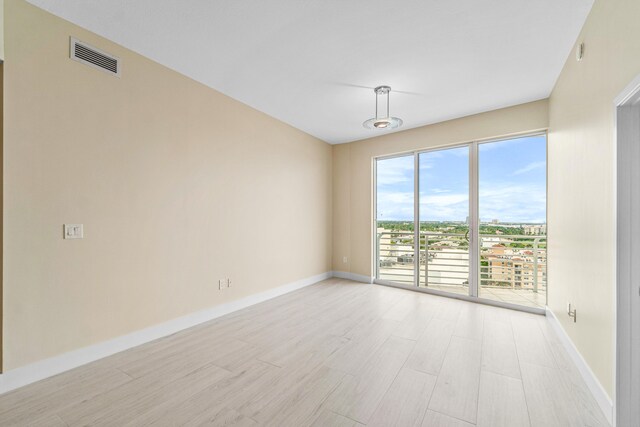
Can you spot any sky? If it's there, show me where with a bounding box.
[376,135,547,223]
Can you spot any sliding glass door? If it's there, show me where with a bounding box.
[374,134,547,310]
[376,154,415,285]
[478,135,547,308]
[418,147,470,296]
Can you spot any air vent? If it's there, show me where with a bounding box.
[70,37,120,76]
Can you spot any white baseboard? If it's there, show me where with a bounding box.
[331,271,373,284]
[545,308,613,425]
[0,271,332,395]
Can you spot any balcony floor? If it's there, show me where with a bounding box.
[378,271,546,309]
[427,284,547,309]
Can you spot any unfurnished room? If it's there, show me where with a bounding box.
[0,0,638,426]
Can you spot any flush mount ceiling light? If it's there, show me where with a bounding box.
[363,85,403,130]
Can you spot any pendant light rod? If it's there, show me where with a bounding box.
[374,86,391,119]
[386,89,389,118]
[375,89,379,119]
[364,85,403,130]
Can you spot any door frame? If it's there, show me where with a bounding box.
[372,132,547,315]
[614,73,640,427]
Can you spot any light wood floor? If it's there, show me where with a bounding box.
[0,279,609,426]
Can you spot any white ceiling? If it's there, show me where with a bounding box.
[27,0,593,144]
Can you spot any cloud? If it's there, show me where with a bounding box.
[419,192,469,222]
[376,191,414,220]
[378,183,546,223]
[419,161,434,171]
[376,146,547,223]
[376,157,414,186]
[380,192,414,204]
[512,161,546,176]
[421,193,468,206]
[479,183,546,223]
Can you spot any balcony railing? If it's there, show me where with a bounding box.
[376,231,547,294]
[376,231,416,285]
[479,234,546,293]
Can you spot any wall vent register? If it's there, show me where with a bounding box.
[70,37,120,76]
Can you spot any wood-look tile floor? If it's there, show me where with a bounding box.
[0,279,609,426]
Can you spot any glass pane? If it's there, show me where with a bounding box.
[478,135,547,309]
[376,155,415,285]
[418,147,469,296]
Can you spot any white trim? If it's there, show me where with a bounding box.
[0,271,332,395]
[613,74,640,106]
[413,152,420,286]
[469,142,479,298]
[613,73,640,427]
[332,271,373,284]
[373,158,379,280]
[546,308,613,424]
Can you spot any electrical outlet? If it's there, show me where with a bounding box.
[343,256,348,263]
[227,279,232,288]
[218,279,224,290]
[64,224,83,239]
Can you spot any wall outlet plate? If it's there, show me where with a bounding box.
[64,224,83,239]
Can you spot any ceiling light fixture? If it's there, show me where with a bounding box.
[363,85,403,130]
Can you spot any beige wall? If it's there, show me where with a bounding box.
[547,0,640,398]
[332,99,549,277]
[2,0,332,370]
[0,0,4,61]
[0,62,3,372]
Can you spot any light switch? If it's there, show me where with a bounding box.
[64,224,84,239]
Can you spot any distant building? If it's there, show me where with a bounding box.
[481,241,546,290]
[492,219,499,224]
[524,224,547,235]
[481,237,501,248]
[485,256,546,290]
